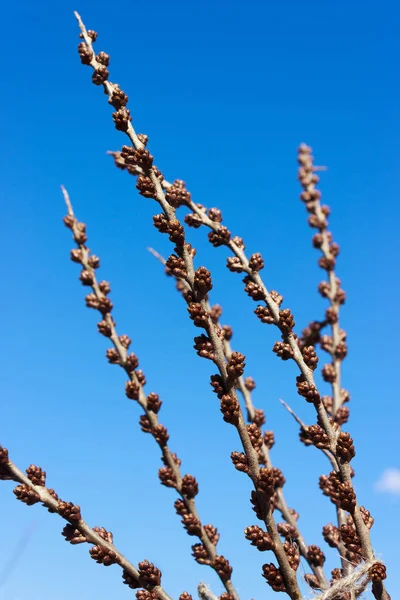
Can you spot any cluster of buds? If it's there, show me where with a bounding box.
[0,446,12,481]
[300,424,330,450]
[262,563,286,592]
[319,471,356,512]
[165,180,191,208]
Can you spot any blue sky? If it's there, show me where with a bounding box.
[0,0,399,598]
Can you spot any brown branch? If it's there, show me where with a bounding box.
[74,14,303,599]
[164,162,389,599]
[62,187,238,599]
[148,247,329,591]
[0,446,173,600]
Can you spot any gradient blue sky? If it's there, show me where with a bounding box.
[1,1,399,598]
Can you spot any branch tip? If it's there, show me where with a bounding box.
[61,186,74,216]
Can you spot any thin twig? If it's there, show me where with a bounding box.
[1,447,173,600]
[62,187,238,599]
[148,247,329,590]
[74,13,303,598]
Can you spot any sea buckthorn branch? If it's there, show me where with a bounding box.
[169,172,389,599]
[0,446,174,600]
[61,188,238,600]
[148,247,329,590]
[73,14,388,599]
[74,14,303,599]
[296,145,358,590]
[297,145,348,422]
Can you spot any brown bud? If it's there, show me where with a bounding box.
[97,319,112,337]
[227,256,243,273]
[194,266,213,295]
[125,353,139,371]
[270,290,284,306]
[188,303,208,328]
[78,42,93,65]
[244,280,264,301]
[136,591,158,600]
[112,108,132,132]
[70,248,83,263]
[192,543,211,565]
[98,281,111,295]
[158,467,177,488]
[279,309,295,332]
[307,545,325,567]
[138,560,161,586]
[325,307,338,324]
[152,424,169,446]
[181,474,199,498]
[125,381,140,400]
[182,514,202,536]
[335,406,350,425]
[213,555,232,581]
[165,182,191,208]
[255,305,274,324]
[273,341,293,361]
[369,562,387,582]
[26,465,46,486]
[284,541,300,571]
[306,424,330,449]
[302,345,319,370]
[122,569,140,589]
[336,431,355,463]
[204,524,220,545]
[231,451,249,473]
[139,415,152,434]
[247,424,263,451]
[210,374,226,398]
[220,394,240,424]
[222,325,233,340]
[109,86,129,109]
[257,468,275,498]
[360,506,374,529]
[322,363,336,383]
[244,525,274,551]
[319,256,336,271]
[244,376,256,391]
[338,482,357,512]
[331,568,343,580]
[62,524,87,545]
[90,544,118,566]
[253,409,265,427]
[147,393,162,413]
[227,351,246,379]
[263,431,275,449]
[262,563,286,592]
[322,523,340,548]
[119,335,131,349]
[0,447,11,481]
[208,226,231,247]
[13,484,40,505]
[137,176,156,198]
[249,253,264,272]
[57,500,81,521]
[296,376,320,404]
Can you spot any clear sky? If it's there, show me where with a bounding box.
[0,0,399,599]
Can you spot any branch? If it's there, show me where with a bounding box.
[74,13,303,599]
[148,246,329,590]
[172,162,389,599]
[61,186,237,598]
[0,446,173,600]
